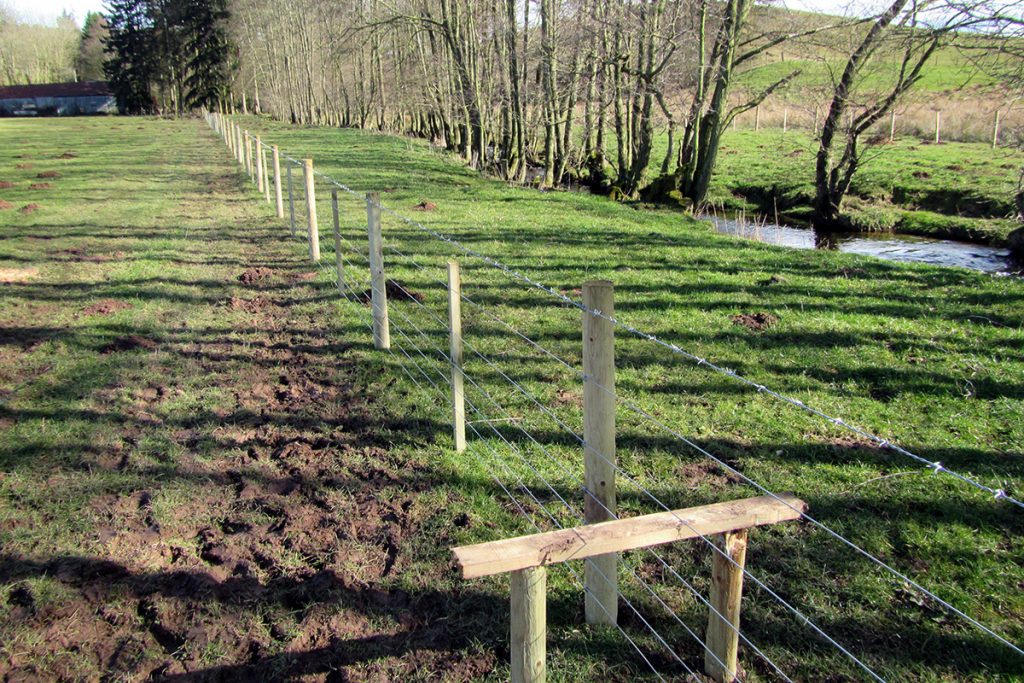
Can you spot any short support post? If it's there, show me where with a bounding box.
[889,109,896,142]
[245,131,253,178]
[782,108,788,133]
[934,110,941,144]
[366,191,391,350]
[287,163,296,236]
[262,146,271,203]
[448,260,466,452]
[510,566,546,683]
[255,136,264,193]
[226,118,233,154]
[303,158,320,261]
[582,280,617,626]
[236,126,243,164]
[331,189,344,292]
[754,105,760,131]
[704,530,749,683]
[272,146,284,218]
[992,110,1001,149]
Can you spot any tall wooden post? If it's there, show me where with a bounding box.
[934,111,941,144]
[272,146,284,218]
[366,191,390,350]
[287,163,296,236]
[510,566,546,683]
[705,530,749,683]
[262,147,271,203]
[303,159,320,261]
[331,189,344,292]
[582,280,616,626]
[992,110,1001,149]
[255,136,264,193]
[448,260,466,452]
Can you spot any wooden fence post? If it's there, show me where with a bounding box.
[582,280,617,626]
[934,111,941,144]
[366,191,391,350]
[992,110,1001,149]
[754,106,760,131]
[889,109,896,142]
[331,189,344,292]
[287,163,296,236]
[246,131,254,179]
[272,146,284,219]
[303,159,320,261]
[236,126,244,165]
[448,260,466,452]
[782,108,788,133]
[262,146,271,203]
[510,566,546,683]
[255,136,264,193]
[705,530,749,683]
[226,119,234,154]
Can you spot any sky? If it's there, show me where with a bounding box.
[4,0,104,26]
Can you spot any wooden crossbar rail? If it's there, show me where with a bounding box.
[453,493,806,579]
[452,494,807,683]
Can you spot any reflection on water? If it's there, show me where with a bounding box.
[706,214,1021,274]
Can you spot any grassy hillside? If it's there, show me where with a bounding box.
[1,116,1022,681]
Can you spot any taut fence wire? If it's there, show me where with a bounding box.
[201,111,1023,682]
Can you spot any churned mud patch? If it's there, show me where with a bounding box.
[83,299,132,316]
[226,295,271,313]
[100,335,158,353]
[0,200,12,210]
[0,181,13,189]
[36,171,61,179]
[411,200,437,211]
[731,312,778,331]
[19,204,40,214]
[28,183,52,190]
[677,459,742,489]
[286,271,317,283]
[56,151,77,159]
[237,267,274,284]
[14,163,32,170]
[0,267,39,284]
[357,279,425,304]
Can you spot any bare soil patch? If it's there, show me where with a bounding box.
[286,271,317,283]
[731,312,778,331]
[19,204,39,214]
[0,267,39,284]
[226,295,271,313]
[237,267,274,284]
[0,181,13,189]
[28,183,51,190]
[100,335,158,353]
[53,248,126,262]
[36,171,61,179]
[83,299,132,316]
[56,151,77,159]
[0,200,11,210]
[411,201,437,211]
[15,163,32,170]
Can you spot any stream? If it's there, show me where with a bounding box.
[706,214,1021,274]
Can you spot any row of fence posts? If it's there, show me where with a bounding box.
[746,104,1006,147]
[204,110,762,683]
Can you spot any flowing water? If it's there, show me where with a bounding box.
[706,214,1021,274]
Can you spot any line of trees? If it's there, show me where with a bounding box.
[104,0,233,115]
[222,0,1023,229]
[0,6,79,85]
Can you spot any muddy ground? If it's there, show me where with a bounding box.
[0,124,503,682]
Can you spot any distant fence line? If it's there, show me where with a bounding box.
[202,110,1022,683]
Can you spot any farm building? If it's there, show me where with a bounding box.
[0,81,116,117]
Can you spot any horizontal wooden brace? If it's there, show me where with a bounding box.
[453,493,807,579]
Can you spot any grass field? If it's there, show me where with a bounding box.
[620,128,1024,245]
[1,115,1023,681]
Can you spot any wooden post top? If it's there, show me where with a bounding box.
[452,494,806,579]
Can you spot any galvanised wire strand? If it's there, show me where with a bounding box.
[380,232,1023,661]
[370,274,799,681]
[209,117,1019,671]
[369,202,1022,510]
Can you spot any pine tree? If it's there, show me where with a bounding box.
[103,0,157,113]
[76,12,109,82]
